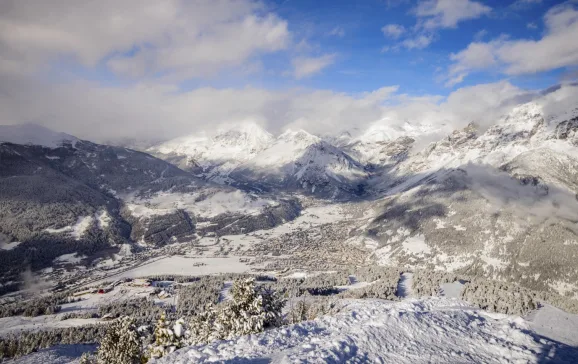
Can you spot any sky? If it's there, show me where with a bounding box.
[0,0,577,142]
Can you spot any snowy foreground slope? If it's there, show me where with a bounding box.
[155,298,578,364]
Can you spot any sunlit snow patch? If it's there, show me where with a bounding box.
[0,241,21,250]
[44,216,94,240]
[54,253,86,264]
[402,235,431,256]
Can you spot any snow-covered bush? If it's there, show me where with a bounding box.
[339,266,402,300]
[189,278,285,345]
[301,273,349,287]
[412,269,578,315]
[461,278,537,315]
[147,313,189,360]
[79,352,96,364]
[286,297,340,324]
[263,278,342,298]
[97,297,164,322]
[0,324,108,360]
[95,316,144,364]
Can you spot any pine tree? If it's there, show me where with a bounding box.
[96,316,143,364]
[189,304,218,345]
[188,278,286,345]
[258,285,286,328]
[147,313,188,359]
[218,278,266,339]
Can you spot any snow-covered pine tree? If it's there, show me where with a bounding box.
[147,313,189,359]
[216,278,265,339]
[258,285,286,328]
[96,316,143,364]
[188,304,218,345]
[188,278,286,345]
[287,300,309,324]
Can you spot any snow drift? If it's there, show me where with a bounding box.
[155,298,577,363]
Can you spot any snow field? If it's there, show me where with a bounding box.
[0,315,101,337]
[99,256,251,280]
[156,298,573,363]
[126,190,276,219]
[0,284,159,337]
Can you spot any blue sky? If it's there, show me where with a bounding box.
[0,0,577,141]
[170,0,566,95]
[263,0,568,95]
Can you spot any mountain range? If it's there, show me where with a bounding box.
[0,124,300,284]
[1,86,578,298]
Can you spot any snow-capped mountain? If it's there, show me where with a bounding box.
[151,126,370,198]
[230,129,369,198]
[376,100,578,192]
[0,127,300,280]
[340,119,450,168]
[361,93,578,297]
[148,121,274,183]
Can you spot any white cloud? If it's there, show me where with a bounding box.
[415,0,491,30]
[474,29,488,41]
[382,24,406,39]
[328,27,345,37]
[0,71,395,141]
[280,86,399,133]
[0,0,571,149]
[527,22,538,29]
[401,34,436,49]
[386,0,490,51]
[383,81,529,132]
[292,54,336,79]
[0,69,540,147]
[446,4,578,85]
[447,41,498,86]
[0,0,290,79]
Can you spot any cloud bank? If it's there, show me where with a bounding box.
[1,71,552,145]
[0,0,576,147]
[446,3,578,86]
[0,0,290,79]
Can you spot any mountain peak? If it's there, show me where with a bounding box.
[278,129,320,144]
[214,121,273,146]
